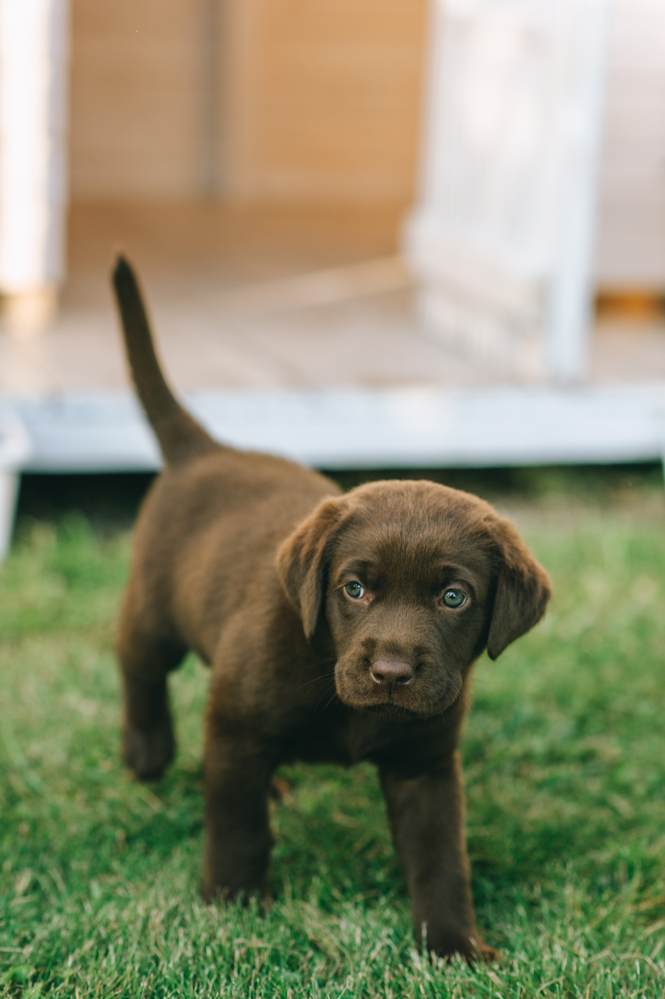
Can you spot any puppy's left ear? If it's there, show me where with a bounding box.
[275,497,347,639]
[486,517,552,660]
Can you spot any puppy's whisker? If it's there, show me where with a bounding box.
[318,689,340,713]
[300,670,336,688]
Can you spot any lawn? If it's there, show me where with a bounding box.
[1,472,664,997]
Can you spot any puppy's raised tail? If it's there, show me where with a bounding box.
[112,255,219,465]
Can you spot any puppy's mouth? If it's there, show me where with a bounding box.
[362,700,422,718]
[334,665,461,718]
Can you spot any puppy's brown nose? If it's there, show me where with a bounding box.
[370,659,414,687]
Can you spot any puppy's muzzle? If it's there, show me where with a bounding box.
[369,658,414,690]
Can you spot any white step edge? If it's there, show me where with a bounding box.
[7,382,665,473]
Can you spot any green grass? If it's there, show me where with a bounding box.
[1,482,664,998]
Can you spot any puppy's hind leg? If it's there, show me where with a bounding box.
[117,600,186,781]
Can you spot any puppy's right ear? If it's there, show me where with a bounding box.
[275,497,346,639]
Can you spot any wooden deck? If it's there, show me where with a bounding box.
[1,203,664,471]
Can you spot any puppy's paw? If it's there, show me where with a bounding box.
[269,776,293,803]
[201,876,267,906]
[471,941,500,963]
[428,931,500,964]
[123,719,175,781]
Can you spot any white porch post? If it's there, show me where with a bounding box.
[544,2,611,381]
[0,0,69,333]
[404,0,611,384]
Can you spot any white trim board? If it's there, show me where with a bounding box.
[8,383,665,472]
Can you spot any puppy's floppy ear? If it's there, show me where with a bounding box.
[275,497,347,639]
[486,517,552,661]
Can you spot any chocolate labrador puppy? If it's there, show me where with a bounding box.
[112,257,551,962]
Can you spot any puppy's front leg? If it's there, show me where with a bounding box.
[379,753,496,962]
[202,721,274,903]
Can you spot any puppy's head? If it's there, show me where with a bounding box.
[276,480,550,717]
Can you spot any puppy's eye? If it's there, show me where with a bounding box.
[344,580,366,600]
[440,587,467,609]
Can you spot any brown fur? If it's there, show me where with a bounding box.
[111,256,551,962]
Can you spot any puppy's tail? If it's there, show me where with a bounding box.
[112,255,219,465]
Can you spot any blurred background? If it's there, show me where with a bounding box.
[0,0,664,552]
[2,10,664,993]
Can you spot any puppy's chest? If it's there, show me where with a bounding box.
[278,707,352,765]
[279,707,426,767]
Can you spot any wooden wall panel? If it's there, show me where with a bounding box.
[69,0,205,199]
[595,0,665,287]
[69,0,427,204]
[220,0,428,203]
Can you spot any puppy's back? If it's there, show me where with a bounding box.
[128,446,338,659]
